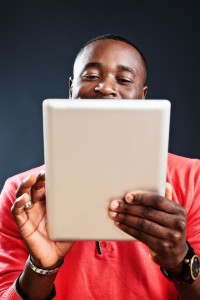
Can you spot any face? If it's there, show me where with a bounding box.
[70,39,147,100]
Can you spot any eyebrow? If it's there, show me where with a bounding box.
[83,62,136,76]
[84,62,102,69]
[117,65,135,75]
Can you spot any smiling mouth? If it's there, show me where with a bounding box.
[78,96,121,100]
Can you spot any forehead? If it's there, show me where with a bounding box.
[73,39,144,75]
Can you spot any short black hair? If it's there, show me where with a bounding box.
[76,33,147,84]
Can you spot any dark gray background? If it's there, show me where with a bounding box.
[0,0,200,191]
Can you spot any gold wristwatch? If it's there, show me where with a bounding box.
[160,241,200,285]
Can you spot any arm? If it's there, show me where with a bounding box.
[0,171,74,300]
[108,183,200,300]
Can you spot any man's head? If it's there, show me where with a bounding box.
[69,34,148,99]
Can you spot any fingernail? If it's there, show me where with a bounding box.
[22,174,32,184]
[39,169,45,176]
[110,200,120,209]
[125,194,134,203]
[109,211,117,218]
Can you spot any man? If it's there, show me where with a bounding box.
[0,34,200,300]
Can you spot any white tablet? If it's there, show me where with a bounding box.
[43,99,171,241]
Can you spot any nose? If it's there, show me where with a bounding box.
[94,82,117,97]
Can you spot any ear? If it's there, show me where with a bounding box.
[142,86,148,99]
[69,76,73,98]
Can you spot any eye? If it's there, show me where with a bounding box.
[117,77,133,85]
[82,74,100,81]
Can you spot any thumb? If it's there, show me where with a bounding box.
[165,182,172,200]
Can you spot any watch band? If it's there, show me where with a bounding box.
[28,255,64,275]
[160,241,200,285]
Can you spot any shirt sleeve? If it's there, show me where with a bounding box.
[167,154,200,256]
[0,177,29,299]
[185,159,200,256]
[0,280,22,300]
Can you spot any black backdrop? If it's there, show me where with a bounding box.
[0,0,200,191]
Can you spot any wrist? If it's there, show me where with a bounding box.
[161,242,188,277]
[160,241,200,285]
[16,274,56,299]
[30,255,64,270]
[165,261,184,277]
[28,255,64,276]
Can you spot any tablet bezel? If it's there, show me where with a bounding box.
[43,99,171,241]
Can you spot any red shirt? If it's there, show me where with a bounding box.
[1,153,200,299]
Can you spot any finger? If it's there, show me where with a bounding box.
[114,221,164,249]
[109,203,184,231]
[31,170,46,203]
[33,170,45,190]
[12,193,31,215]
[125,190,150,203]
[124,192,181,214]
[16,174,37,198]
[113,221,185,266]
[165,182,172,200]
[110,196,185,217]
[109,198,186,234]
[109,209,184,241]
[11,193,32,226]
[125,183,173,203]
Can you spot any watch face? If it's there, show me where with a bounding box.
[191,255,200,280]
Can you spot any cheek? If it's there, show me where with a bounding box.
[71,82,84,98]
[126,84,145,99]
[120,87,141,99]
[72,83,95,99]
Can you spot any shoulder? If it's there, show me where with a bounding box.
[167,152,200,176]
[0,165,45,205]
[167,153,200,207]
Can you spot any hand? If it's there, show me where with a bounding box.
[108,183,188,271]
[12,171,74,269]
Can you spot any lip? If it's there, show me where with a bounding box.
[78,96,121,100]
